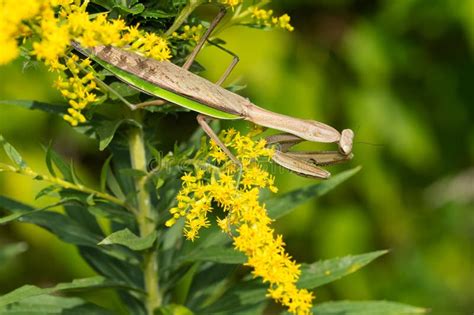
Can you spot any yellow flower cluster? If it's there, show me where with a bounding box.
[54,55,97,125]
[171,25,204,42]
[218,0,243,8]
[251,7,295,32]
[166,129,314,315]
[0,0,41,65]
[0,0,172,125]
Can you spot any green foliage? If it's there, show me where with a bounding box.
[298,251,388,289]
[0,295,114,315]
[311,301,427,315]
[0,0,446,314]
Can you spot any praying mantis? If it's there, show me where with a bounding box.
[73,7,354,179]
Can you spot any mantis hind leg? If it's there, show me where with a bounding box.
[183,7,240,86]
[134,7,235,109]
[206,39,240,86]
[182,7,227,70]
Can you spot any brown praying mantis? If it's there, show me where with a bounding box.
[73,7,354,179]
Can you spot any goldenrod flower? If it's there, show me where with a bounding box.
[172,24,204,42]
[0,0,42,65]
[251,7,295,32]
[218,0,243,8]
[166,129,314,314]
[0,0,172,125]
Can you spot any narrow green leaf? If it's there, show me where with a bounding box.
[99,228,157,251]
[0,295,114,315]
[311,301,427,315]
[0,135,27,170]
[0,212,26,224]
[266,166,361,219]
[105,162,126,200]
[100,155,113,192]
[35,185,60,200]
[45,146,73,182]
[0,100,67,115]
[0,243,28,264]
[142,10,176,19]
[90,0,114,10]
[88,205,134,224]
[180,246,246,264]
[0,196,138,264]
[154,304,194,315]
[196,281,267,315]
[119,168,147,178]
[78,247,144,291]
[0,197,59,225]
[70,161,83,184]
[298,250,388,289]
[0,277,128,308]
[44,143,56,177]
[113,2,145,15]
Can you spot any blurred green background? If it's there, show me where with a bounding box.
[0,0,473,314]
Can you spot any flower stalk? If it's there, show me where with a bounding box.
[127,112,161,314]
[0,163,131,210]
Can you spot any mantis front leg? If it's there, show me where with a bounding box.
[265,133,353,179]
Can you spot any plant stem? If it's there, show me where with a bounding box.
[165,0,205,36]
[0,163,131,211]
[127,113,161,314]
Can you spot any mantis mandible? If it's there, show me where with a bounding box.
[72,7,354,179]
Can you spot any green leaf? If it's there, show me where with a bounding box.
[35,185,60,200]
[70,161,83,184]
[0,243,28,264]
[99,228,157,251]
[0,196,138,264]
[0,277,129,308]
[0,100,67,115]
[311,301,427,315]
[105,162,126,200]
[0,212,28,224]
[196,281,267,315]
[96,119,126,151]
[100,155,113,192]
[90,0,114,10]
[154,304,194,315]
[0,135,27,170]
[119,168,147,178]
[0,295,114,315]
[0,197,58,225]
[266,166,361,219]
[78,247,143,291]
[179,246,246,264]
[108,82,140,98]
[113,3,145,15]
[298,250,388,289]
[142,10,176,19]
[45,145,73,182]
[88,204,135,225]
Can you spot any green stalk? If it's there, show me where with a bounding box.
[127,112,161,314]
[0,163,131,211]
[165,0,205,36]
